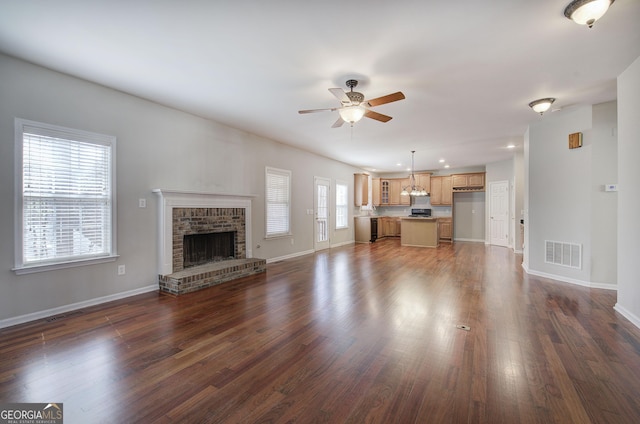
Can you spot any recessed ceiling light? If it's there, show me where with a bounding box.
[444,164,450,169]
[507,144,516,149]
[396,163,402,166]
[439,159,445,163]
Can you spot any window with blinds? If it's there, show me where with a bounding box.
[265,167,291,237]
[336,182,348,229]
[15,119,116,272]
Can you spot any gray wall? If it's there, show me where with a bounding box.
[616,56,640,327]
[525,101,618,289]
[0,54,362,325]
[453,192,485,242]
[590,102,618,285]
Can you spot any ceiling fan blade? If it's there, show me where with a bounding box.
[365,92,405,107]
[298,107,338,114]
[329,88,351,105]
[331,117,345,128]
[364,109,393,123]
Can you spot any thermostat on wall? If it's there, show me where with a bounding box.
[605,184,618,192]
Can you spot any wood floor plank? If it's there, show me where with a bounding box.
[1,240,640,423]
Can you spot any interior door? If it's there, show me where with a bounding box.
[489,180,509,247]
[314,177,331,251]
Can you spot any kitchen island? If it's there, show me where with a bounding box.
[400,217,438,247]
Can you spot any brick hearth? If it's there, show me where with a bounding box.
[159,258,266,295]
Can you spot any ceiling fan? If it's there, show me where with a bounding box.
[298,79,405,128]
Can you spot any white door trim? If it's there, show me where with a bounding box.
[314,176,331,251]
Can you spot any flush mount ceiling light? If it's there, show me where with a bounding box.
[400,151,428,197]
[564,0,615,28]
[528,98,556,115]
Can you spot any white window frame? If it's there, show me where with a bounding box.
[14,118,117,274]
[265,166,292,238]
[335,180,349,230]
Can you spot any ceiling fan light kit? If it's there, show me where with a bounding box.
[299,79,405,127]
[564,0,614,28]
[528,98,556,115]
[338,105,366,124]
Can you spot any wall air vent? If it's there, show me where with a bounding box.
[545,240,581,269]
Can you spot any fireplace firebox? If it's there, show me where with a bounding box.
[183,231,235,268]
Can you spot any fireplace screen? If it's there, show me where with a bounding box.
[183,231,235,268]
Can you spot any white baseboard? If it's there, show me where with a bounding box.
[266,249,315,264]
[524,268,617,291]
[266,241,356,264]
[0,283,159,329]
[613,303,640,329]
[331,240,355,248]
[455,238,485,243]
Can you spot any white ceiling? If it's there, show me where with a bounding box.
[1,1,639,173]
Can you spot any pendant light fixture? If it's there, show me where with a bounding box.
[564,0,615,28]
[528,98,556,115]
[400,151,428,197]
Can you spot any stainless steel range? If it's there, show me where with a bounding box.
[409,208,432,217]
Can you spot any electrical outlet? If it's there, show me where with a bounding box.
[290,238,294,245]
[139,198,146,208]
[118,265,125,275]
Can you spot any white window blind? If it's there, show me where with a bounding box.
[336,182,348,229]
[15,119,116,271]
[265,167,291,237]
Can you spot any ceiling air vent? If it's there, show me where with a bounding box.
[545,240,581,269]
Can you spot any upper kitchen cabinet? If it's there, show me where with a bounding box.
[354,173,369,206]
[452,172,485,192]
[372,178,381,206]
[417,173,431,193]
[430,176,452,206]
[398,179,411,206]
[389,179,402,205]
[380,179,390,205]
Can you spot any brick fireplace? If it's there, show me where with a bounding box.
[153,190,266,295]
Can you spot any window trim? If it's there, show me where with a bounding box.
[264,166,292,238]
[13,118,118,274]
[335,180,349,230]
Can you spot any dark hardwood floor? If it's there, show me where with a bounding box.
[1,240,640,423]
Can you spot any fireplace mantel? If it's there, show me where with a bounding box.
[153,189,255,276]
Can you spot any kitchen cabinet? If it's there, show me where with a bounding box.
[452,172,485,191]
[389,217,401,236]
[389,179,402,205]
[378,217,402,238]
[430,176,452,206]
[376,177,424,206]
[417,173,431,193]
[401,218,438,247]
[354,173,369,206]
[380,180,390,205]
[398,179,411,205]
[354,217,372,243]
[372,178,381,206]
[382,217,392,237]
[438,217,452,242]
[385,179,410,206]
